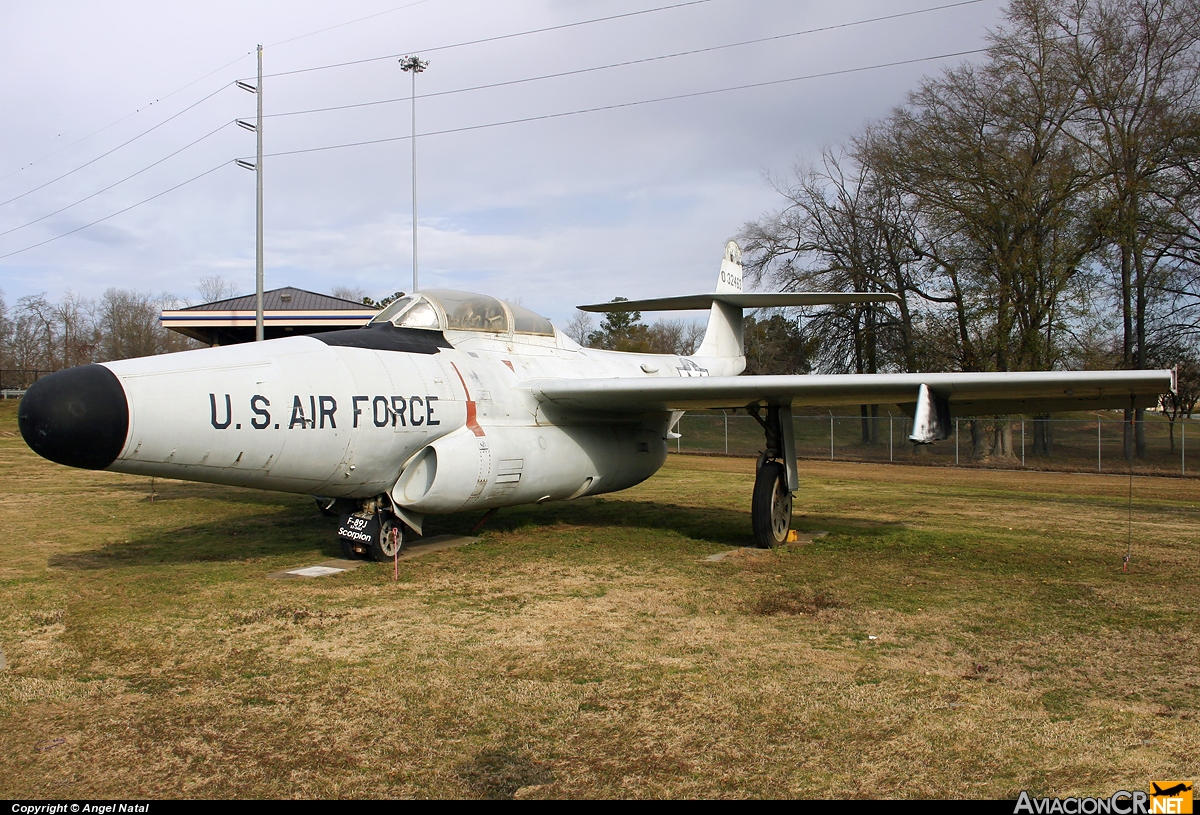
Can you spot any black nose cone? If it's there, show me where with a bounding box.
[18,364,129,470]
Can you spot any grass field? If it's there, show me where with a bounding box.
[1,399,1197,799]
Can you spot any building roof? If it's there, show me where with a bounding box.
[181,286,369,311]
[161,286,381,346]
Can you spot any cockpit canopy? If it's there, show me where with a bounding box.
[369,289,554,337]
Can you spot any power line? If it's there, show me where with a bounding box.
[253,0,717,80]
[0,0,443,182]
[0,83,232,209]
[249,47,989,161]
[0,52,250,186]
[0,122,233,239]
[266,0,436,48]
[0,162,232,261]
[264,0,986,121]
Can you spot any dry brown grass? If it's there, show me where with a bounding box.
[0,400,1197,798]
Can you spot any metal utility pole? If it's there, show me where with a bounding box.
[399,55,428,293]
[235,46,264,341]
[255,44,264,341]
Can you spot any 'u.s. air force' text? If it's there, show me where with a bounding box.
[208,393,440,430]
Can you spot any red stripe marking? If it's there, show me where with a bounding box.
[449,362,485,437]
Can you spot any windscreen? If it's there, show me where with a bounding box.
[371,296,414,325]
[395,300,440,329]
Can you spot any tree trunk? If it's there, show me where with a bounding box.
[1033,416,1053,456]
[970,419,986,460]
[990,420,1016,460]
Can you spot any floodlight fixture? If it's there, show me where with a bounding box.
[399,55,429,74]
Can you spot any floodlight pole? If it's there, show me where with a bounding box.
[400,55,428,293]
[255,44,264,341]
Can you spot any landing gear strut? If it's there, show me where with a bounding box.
[336,498,408,562]
[748,404,797,549]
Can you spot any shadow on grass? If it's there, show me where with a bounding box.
[107,479,298,507]
[425,497,905,548]
[49,507,343,570]
[48,492,911,571]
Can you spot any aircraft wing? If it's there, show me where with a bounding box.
[525,369,1174,416]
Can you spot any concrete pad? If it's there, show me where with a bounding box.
[267,558,363,580]
[267,538,478,578]
[288,565,345,578]
[0,646,6,670]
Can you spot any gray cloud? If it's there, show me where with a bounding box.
[0,0,1004,325]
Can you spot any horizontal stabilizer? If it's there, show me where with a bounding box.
[576,292,902,313]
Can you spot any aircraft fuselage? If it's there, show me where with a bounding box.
[26,325,735,517]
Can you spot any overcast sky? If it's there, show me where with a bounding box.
[0,0,1006,326]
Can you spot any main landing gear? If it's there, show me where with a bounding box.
[748,404,798,549]
[335,497,409,562]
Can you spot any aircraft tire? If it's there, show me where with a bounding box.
[365,516,404,562]
[339,537,364,560]
[751,460,792,549]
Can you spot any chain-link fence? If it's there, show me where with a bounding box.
[0,369,51,395]
[673,411,1196,476]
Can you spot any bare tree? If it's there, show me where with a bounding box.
[1059,0,1200,457]
[682,321,706,355]
[564,311,594,346]
[55,292,98,369]
[0,289,10,375]
[196,275,239,303]
[331,285,368,303]
[647,319,686,354]
[97,290,196,360]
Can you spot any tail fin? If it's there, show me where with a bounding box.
[573,240,900,362]
[696,241,744,358]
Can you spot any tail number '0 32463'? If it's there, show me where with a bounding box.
[208,393,440,430]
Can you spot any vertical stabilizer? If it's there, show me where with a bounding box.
[696,241,745,359]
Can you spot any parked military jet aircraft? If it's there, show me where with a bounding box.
[18,242,1174,557]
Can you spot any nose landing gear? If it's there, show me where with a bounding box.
[748,404,798,549]
[336,498,408,561]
